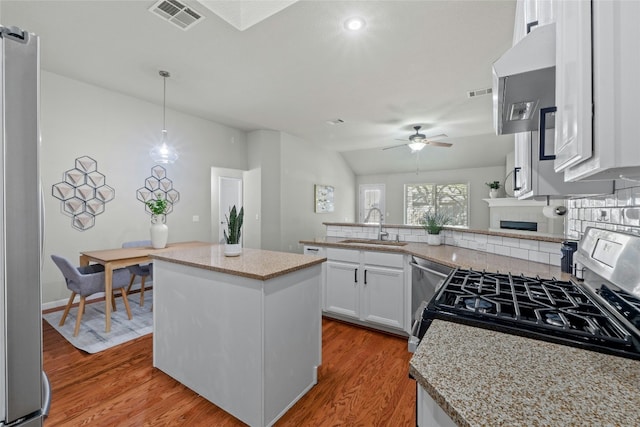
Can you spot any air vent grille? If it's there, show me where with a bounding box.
[150,0,204,31]
[467,87,493,98]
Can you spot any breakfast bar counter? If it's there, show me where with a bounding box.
[150,244,325,427]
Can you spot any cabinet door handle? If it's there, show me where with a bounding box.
[526,21,538,34]
[364,269,368,285]
[539,106,557,161]
[513,167,522,191]
[354,268,358,284]
[306,248,319,252]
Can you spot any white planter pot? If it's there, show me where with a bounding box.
[426,234,442,246]
[150,214,168,249]
[489,189,499,199]
[224,243,242,257]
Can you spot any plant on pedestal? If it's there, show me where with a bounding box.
[146,193,169,249]
[224,205,244,256]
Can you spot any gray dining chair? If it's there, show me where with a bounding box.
[51,255,132,336]
[122,240,153,307]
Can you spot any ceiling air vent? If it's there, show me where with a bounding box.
[467,87,493,98]
[150,0,205,31]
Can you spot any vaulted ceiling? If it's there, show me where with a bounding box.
[1,0,516,175]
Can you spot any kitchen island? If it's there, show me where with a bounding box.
[150,244,326,427]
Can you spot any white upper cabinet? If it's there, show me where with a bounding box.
[513,125,612,200]
[555,0,640,181]
[554,0,593,172]
[513,0,555,44]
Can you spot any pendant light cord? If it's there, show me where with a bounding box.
[159,70,170,135]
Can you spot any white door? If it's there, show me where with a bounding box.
[361,265,404,330]
[359,184,385,223]
[325,260,359,319]
[219,177,242,243]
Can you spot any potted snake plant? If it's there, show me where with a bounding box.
[223,205,244,256]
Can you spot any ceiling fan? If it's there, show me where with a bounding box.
[383,126,452,152]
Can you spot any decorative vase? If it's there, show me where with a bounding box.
[427,233,442,246]
[224,243,242,257]
[489,189,499,199]
[150,214,168,249]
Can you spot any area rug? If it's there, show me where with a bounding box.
[42,291,153,354]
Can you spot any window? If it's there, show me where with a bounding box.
[359,184,385,223]
[405,183,468,226]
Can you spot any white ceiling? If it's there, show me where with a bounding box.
[1,0,516,175]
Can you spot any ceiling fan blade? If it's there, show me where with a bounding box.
[394,138,409,142]
[382,144,408,151]
[426,141,453,148]
[424,133,448,140]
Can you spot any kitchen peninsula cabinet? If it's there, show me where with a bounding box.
[150,245,325,427]
[324,248,407,334]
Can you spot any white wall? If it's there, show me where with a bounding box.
[41,71,247,304]
[248,130,356,253]
[280,132,356,252]
[357,166,506,230]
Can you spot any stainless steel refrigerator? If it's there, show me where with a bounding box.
[0,25,50,427]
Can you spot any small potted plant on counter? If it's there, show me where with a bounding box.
[223,205,244,256]
[485,181,501,198]
[422,212,450,246]
[146,193,169,248]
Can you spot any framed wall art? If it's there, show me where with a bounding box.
[314,184,334,213]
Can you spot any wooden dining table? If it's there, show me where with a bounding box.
[79,241,210,333]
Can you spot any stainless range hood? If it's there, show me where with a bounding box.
[493,23,556,135]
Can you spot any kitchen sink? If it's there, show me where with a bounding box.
[339,239,408,247]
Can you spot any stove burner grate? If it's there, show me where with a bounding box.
[432,269,634,347]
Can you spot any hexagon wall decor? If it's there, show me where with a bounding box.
[52,156,115,231]
[136,165,180,215]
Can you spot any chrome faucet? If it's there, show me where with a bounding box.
[364,207,389,240]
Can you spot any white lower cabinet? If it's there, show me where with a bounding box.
[324,248,407,333]
[417,383,457,427]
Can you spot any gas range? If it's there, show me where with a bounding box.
[416,227,640,360]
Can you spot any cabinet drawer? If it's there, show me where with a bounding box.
[326,248,360,263]
[363,251,404,268]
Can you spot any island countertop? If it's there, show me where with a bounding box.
[150,244,326,281]
[409,320,640,426]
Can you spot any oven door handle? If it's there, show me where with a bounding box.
[410,262,450,279]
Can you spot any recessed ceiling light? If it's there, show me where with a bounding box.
[344,17,366,31]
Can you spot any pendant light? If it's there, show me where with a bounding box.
[150,70,179,164]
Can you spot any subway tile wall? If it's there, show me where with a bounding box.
[325,225,562,267]
[566,181,640,240]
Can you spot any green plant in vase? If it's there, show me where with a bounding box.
[422,212,451,235]
[146,193,169,248]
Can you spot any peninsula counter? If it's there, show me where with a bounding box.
[150,244,326,427]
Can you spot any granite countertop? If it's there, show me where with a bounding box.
[300,237,571,281]
[321,222,564,243]
[409,320,640,427]
[150,244,326,281]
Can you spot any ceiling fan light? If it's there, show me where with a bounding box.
[408,142,426,151]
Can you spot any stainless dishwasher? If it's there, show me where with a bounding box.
[408,256,452,352]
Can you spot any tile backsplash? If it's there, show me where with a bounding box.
[566,181,640,240]
[325,224,562,267]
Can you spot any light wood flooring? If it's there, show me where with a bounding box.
[43,315,416,426]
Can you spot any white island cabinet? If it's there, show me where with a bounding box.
[151,245,325,427]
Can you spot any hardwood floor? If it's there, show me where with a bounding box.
[43,317,416,426]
